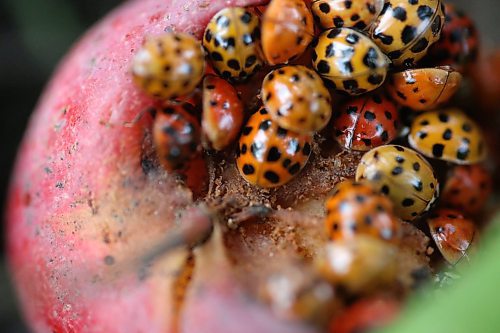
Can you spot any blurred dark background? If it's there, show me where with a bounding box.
[0,0,498,332]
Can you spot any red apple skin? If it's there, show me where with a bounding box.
[5,1,317,332]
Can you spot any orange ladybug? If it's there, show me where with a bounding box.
[261,0,314,65]
[261,65,332,134]
[386,66,462,111]
[441,165,492,215]
[428,208,477,265]
[236,107,312,188]
[325,180,401,243]
[153,104,201,171]
[202,75,244,150]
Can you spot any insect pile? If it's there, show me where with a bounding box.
[129,0,493,331]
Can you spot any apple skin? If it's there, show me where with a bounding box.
[6,1,317,332]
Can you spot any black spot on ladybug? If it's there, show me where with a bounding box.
[342,61,354,73]
[413,162,420,171]
[372,94,382,104]
[303,142,311,156]
[343,79,359,91]
[396,156,405,163]
[462,123,472,132]
[413,180,423,191]
[242,33,253,46]
[394,146,405,152]
[430,182,435,189]
[417,5,434,21]
[334,16,345,27]
[319,2,330,13]
[392,7,407,21]
[344,0,352,9]
[241,144,248,154]
[364,111,376,121]
[368,74,384,85]
[325,43,335,58]
[259,120,271,131]
[374,32,394,45]
[227,59,240,70]
[402,198,415,207]
[327,28,342,39]
[432,143,445,158]
[316,60,331,74]
[388,50,403,60]
[431,15,442,35]
[401,25,417,44]
[242,164,255,175]
[362,138,372,146]
[277,69,286,75]
[346,33,360,44]
[396,91,407,100]
[265,92,273,102]
[205,30,213,42]
[367,3,377,14]
[410,38,429,53]
[351,14,360,21]
[289,162,301,175]
[282,158,291,168]
[354,21,367,29]
[240,12,252,23]
[385,111,393,119]
[277,127,288,137]
[221,71,231,79]
[392,166,403,175]
[242,126,252,135]
[267,147,281,162]
[355,195,366,203]
[457,147,469,160]
[381,185,390,195]
[264,170,280,183]
[245,55,257,68]
[420,120,429,126]
[442,129,452,140]
[419,98,427,104]
[438,113,449,122]
[409,0,418,4]
[211,51,223,61]
[363,47,379,69]
[381,131,389,142]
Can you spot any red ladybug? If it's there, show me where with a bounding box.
[332,93,399,151]
[424,3,479,72]
[441,165,492,215]
[153,103,201,171]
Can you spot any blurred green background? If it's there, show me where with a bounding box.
[0,0,498,332]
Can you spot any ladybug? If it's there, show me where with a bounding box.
[203,7,262,81]
[370,0,445,68]
[311,0,384,31]
[332,92,399,151]
[329,296,400,333]
[427,208,477,265]
[355,145,439,221]
[408,108,486,164]
[153,104,201,171]
[317,235,398,293]
[261,0,314,65]
[236,107,312,188]
[424,3,479,72]
[261,65,332,134]
[202,75,244,150]
[441,164,492,215]
[132,32,205,100]
[386,66,462,111]
[312,28,389,95]
[325,180,401,243]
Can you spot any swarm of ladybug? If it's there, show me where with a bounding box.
[131,0,492,329]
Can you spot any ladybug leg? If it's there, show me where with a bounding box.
[227,204,273,229]
[123,107,156,128]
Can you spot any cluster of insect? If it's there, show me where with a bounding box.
[131,0,490,283]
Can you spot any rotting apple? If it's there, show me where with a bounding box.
[6,0,433,332]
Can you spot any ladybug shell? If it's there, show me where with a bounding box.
[425,3,479,72]
[317,235,398,293]
[153,104,201,171]
[132,32,205,100]
[262,0,314,65]
[329,297,400,333]
[203,7,262,82]
[386,66,462,111]
[428,208,476,265]
[202,75,244,151]
[236,107,312,188]
[355,145,439,221]
[370,0,445,68]
[311,0,384,31]
[442,165,492,215]
[312,28,389,95]
[325,180,401,243]
[261,65,332,134]
[408,108,486,164]
[332,92,399,151]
